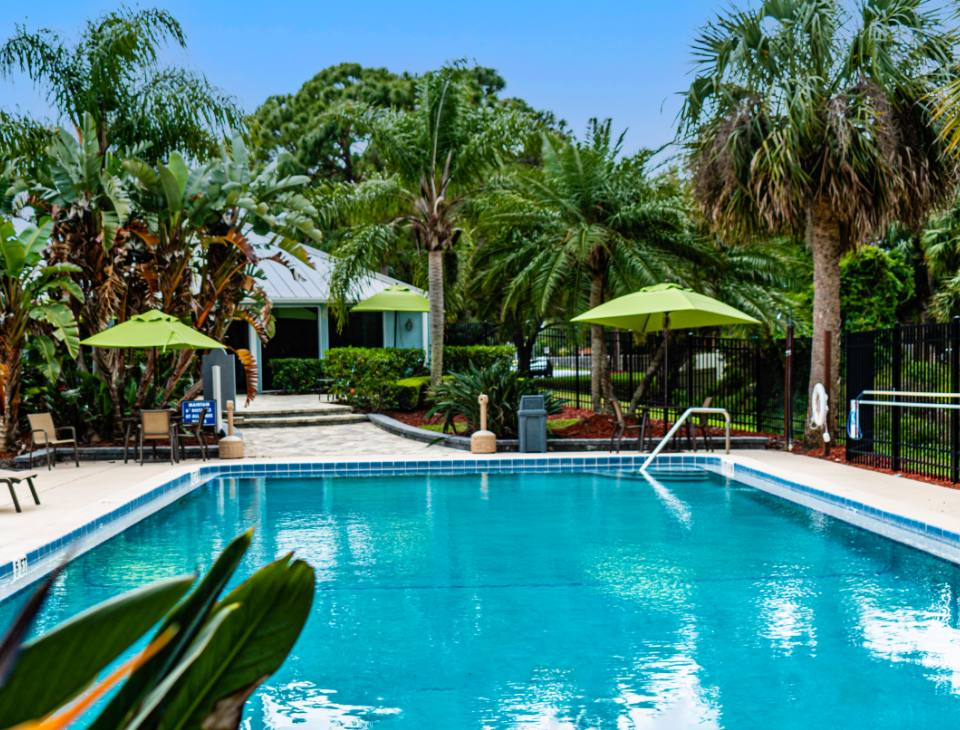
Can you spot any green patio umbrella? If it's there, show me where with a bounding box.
[572,283,760,411]
[80,310,224,351]
[571,283,760,332]
[352,284,428,346]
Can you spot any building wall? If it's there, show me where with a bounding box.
[251,303,429,392]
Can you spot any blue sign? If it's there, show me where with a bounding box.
[181,399,216,426]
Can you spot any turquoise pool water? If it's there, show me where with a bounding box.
[3,470,960,728]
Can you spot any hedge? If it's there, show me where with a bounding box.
[269,358,324,393]
[324,348,426,411]
[443,345,515,373]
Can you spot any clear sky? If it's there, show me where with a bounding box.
[0,1,740,156]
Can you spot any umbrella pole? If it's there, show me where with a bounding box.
[663,313,670,445]
[394,312,398,348]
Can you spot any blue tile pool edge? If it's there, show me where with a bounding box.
[4,453,960,598]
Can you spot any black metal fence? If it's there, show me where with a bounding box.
[532,325,810,440]
[844,320,960,482]
[495,319,960,484]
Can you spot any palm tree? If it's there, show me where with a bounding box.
[318,69,512,384]
[0,218,81,448]
[679,0,957,443]
[478,121,691,411]
[0,6,240,161]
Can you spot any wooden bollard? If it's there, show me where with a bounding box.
[218,400,245,459]
[471,393,496,454]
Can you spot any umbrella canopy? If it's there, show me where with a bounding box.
[351,284,429,313]
[571,283,760,332]
[80,310,224,351]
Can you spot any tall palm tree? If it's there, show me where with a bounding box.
[317,69,512,384]
[478,121,691,411]
[0,6,240,161]
[679,0,957,443]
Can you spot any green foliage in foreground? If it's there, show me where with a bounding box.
[428,360,562,438]
[0,531,314,729]
[269,358,325,393]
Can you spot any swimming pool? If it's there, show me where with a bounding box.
[3,467,960,728]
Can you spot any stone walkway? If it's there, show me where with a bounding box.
[241,422,437,457]
[235,393,343,413]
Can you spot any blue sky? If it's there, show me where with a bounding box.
[2,1,733,155]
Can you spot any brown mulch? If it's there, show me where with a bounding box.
[384,407,774,443]
[791,443,960,491]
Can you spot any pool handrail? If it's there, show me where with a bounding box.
[640,407,731,472]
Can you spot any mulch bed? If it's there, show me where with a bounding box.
[792,443,960,491]
[384,407,774,442]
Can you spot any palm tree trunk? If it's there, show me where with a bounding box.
[0,351,22,451]
[428,249,445,385]
[589,273,606,412]
[805,201,843,447]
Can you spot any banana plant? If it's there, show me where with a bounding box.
[0,217,82,449]
[122,136,321,405]
[0,530,315,730]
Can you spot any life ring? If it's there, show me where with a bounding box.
[810,382,830,443]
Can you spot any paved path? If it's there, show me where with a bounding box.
[235,393,344,414]
[241,422,436,457]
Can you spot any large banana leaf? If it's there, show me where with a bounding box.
[0,575,193,726]
[31,302,81,359]
[135,555,315,730]
[88,530,252,730]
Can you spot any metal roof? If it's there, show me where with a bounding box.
[256,241,424,304]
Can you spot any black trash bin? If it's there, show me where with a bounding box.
[518,395,548,453]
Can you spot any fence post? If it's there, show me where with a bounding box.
[892,324,902,473]
[574,328,581,410]
[784,325,794,451]
[687,337,694,408]
[952,317,960,483]
[754,341,764,433]
[823,330,832,457]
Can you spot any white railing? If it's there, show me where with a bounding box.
[640,407,731,472]
[854,390,960,410]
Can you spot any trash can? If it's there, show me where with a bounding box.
[518,395,548,453]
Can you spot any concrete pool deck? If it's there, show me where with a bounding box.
[4,445,960,582]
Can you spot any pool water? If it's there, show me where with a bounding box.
[4,470,960,728]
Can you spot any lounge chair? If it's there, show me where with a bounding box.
[27,413,79,470]
[609,398,649,453]
[138,410,177,465]
[0,472,40,513]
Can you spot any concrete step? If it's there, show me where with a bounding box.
[238,413,368,428]
[234,405,353,421]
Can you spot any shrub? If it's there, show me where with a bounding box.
[395,375,431,411]
[427,360,562,437]
[269,358,324,393]
[324,347,426,410]
[443,345,515,373]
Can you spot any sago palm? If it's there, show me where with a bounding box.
[679,0,957,443]
[317,68,512,384]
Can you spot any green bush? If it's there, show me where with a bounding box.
[395,375,431,411]
[443,345,515,373]
[269,358,324,393]
[324,347,426,410]
[427,360,562,437]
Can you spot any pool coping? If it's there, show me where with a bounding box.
[4,451,960,600]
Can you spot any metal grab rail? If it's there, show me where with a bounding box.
[640,407,731,472]
[854,390,960,410]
